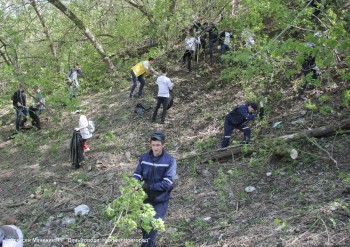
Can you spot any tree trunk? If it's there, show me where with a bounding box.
[0,39,14,67]
[30,0,60,72]
[232,0,239,16]
[180,118,350,163]
[124,0,156,25]
[0,49,11,66]
[47,0,115,71]
[279,118,350,141]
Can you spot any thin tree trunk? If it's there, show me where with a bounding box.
[124,0,156,25]
[30,0,60,72]
[47,0,115,71]
[0,39,14,67]
[232,0,239,16]
[0,48,11,66]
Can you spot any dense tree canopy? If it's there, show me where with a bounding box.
[0,0,349,104]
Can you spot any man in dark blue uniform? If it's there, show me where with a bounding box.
[221,102,258,148]
[133,131,177,247]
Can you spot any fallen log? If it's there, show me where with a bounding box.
[279,118,350,141]
[180,145,250,164]
[180,118,350,163]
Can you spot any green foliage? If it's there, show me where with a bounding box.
[169,230,185,243]
[72,171,91,183]
[227,167,241,179]
[274,218,288,229]
[318,95,330,103]
[106,175,165,238]
[194,137,218,152]
[185,242,196,247]
[0,0,348,114]
[304,101,317,111]
[319,105,333,116]
[214,168,229,210]
[339,172,350,185]
[13,131,38,154]
[343,90,350,108]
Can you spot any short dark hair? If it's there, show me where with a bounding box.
[148,57,155,61]
[247,101,258,111]
[150,131,165,142]
[160,67,167,74]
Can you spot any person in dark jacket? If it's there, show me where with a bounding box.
[204,22,218,61]
[221,102,258,148]
[29,86,45,129]
[12,84,28,132]
[133,131,177,247]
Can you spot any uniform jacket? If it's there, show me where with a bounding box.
[227,104,256,126]
[133,150,176,203]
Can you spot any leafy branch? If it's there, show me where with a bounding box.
[105,174,165,244]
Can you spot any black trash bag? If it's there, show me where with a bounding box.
[70,131,84,168]
[135,103,151,116]
[167,91,174,110]
[135,104,145,116]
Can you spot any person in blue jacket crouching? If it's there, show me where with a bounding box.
[221,101,258,148]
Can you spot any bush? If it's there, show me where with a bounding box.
[343,90,350,108]
[319,105,333,116]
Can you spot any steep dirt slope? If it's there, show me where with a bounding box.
[0,57,350,246]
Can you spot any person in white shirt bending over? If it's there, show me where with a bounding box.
[182,30,200,72]
[151,67,174,124]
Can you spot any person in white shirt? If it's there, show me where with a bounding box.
[182,30,200,72]
[219,29,232,63]
[66,64,83,100]
[74,113,92,153]
[151,67,174,124]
